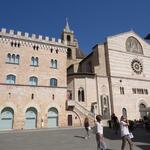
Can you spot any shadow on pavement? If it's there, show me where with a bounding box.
[132,128,150,150]
[136,145,150,150]
[104,127,150,150]
[103,127,120,140]
[74,135,85,139]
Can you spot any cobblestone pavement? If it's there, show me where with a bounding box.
[0,127,149,150]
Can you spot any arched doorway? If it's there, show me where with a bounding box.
[0,107,14,130]
[25,107,37,129]
[67,48,72,59]
[48,107,58,128]
[139,103,147,118]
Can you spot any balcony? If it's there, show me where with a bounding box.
[67,100,75,107]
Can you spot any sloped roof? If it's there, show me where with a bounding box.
[79,51,93,64]
[107,30,139,39]
[107,30,150,46]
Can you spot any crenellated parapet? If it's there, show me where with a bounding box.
[0,28,68,53]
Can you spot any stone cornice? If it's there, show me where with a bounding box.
[0,83,67,89]
[110,75,150,82]
[108,48,150,59]
[93,74,150,82]
[0,28,68,53]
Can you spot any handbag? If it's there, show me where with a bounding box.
[88,126,91,130]
[129,132,134,139]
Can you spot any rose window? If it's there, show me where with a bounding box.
[131,59,143,74]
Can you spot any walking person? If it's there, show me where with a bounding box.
[120,116,133,150]
[95,115,107,150]
[111,113,119,134]
[84,117,90,139]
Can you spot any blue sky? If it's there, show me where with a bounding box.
[0,0,150,54]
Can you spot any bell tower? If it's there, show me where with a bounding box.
[61,19,79,67]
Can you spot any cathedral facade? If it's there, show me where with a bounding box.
[66,25,150,125]
[0,21,150,130]
[67,31,150,123]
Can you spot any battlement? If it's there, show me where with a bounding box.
[0,28,67,45]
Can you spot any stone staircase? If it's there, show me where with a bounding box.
[73,101,95,126]
[75,101,109,127]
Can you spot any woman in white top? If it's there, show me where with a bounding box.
[120,116,133,150]
[95,115,107,150]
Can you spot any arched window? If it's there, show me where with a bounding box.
[50,59,57,69]
[35,57,38,66]
[67,35,71,42]
[6,53,11,63]
[78,90,81,101]
[54,60,57,68]
[12,54,15,63]
[31,57,38,66]
[15,55,20,64]
[122,108,127,118]
[6,74,16,84]
[139,103,147,118]
[67,48,72,59]
[31,57,34,65]
[78,87,84,102]
[50,78,57,87]
[6,54,20,64]
[29,76,38,86]
[126,36,143,54]
[51,59,54,68]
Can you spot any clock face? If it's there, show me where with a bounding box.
[131,59,143,74]
[126,37,143,54]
